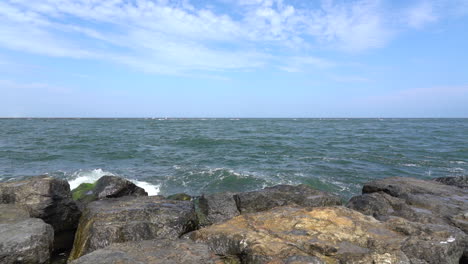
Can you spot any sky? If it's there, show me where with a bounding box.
[0,0,467,118]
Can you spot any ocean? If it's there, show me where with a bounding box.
[0,118,466,199]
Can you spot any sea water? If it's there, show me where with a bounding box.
[0,118,466,198]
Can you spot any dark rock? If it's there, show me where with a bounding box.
[0,175,81,232]
[69,195,198,260]
[167,193,192,201]
[348,176,468,263]
[69,239,223,264]
[71,175,147,207]
[356,177,468,229]
[195,192,240,227]
[347,192,447,225]
[234,184,342,214]
[385,217,467,264]
[0,204,54,264]
[190,206,410,263]
[434,175,468,189]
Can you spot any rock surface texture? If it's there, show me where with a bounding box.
[0,175,81,232]
[434,175,468,189]
[347,176,468,263]
[0,204,54,264]
[234,184,342,214]
[195,184,342,227]
[69,239,223,264]
[69,195,198,260]
[191,206,412,264]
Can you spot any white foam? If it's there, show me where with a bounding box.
[67,168,160,195]
[130,180,160,196]
[68,168,113,190]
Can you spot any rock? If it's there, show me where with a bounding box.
[234,184,342,214]
[190,206,411,263]
[0,175,81,232]
[194,192,240,227]
[347,192,447,225]
[353,177,468,228]
[69,239,223,264]
[348,176,468,263]
[434,175,468,189]
[69,195,198,260]
[71,175,147,206]
[167,193,192,201]
[384,217,467,264]
[0,204,54,264]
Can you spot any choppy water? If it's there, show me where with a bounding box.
[0,118,466,199]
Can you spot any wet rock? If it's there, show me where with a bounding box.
[234,184,342,214]
[434,175,468,189]
[69,239,223,264]
[71,175,147,207]
[195,192,240,227]
[0,204,54,264]
[190,206,410,263]
[0,175,81,232]
[167,193,192,201]
[69,195,198,260]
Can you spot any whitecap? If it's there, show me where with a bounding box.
[402,163,418,167]
[68,168,114,190]
[67,168,160,195]
[129,179,160,196]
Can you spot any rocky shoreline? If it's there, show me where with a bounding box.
[1,175,467,264]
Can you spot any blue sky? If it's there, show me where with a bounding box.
[0,0,467,117]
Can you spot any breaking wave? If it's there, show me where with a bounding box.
[67,168,160,196]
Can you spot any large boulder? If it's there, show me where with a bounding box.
[234,184,342,214]
[0,176,81,232]
[69,239,223,264]
[434,175,468,189]
[69,195,198,260]
[190,206,411,263]
[0,204,54,264]
[348,177,468,232]
[71,175,147,207]
[384,217,466,264]
[195,192,240,227]
[348,176,468,263]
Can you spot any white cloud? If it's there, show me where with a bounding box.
[0,0,464,75]
[405,1,438,28]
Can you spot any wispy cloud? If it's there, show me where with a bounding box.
[0,0,464,75]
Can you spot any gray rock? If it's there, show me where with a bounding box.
[69,239,222,264]
[195,192,240,227]
[71,175,148,209]
[0,204,54,264]
[69,195,198,260]
[234,184,342,214]
[385,217,467,264]
[434,175,468,189]
[357,177,468,228]
[348,176,468,263]
[0,175,81,232]
[94,175,148,199]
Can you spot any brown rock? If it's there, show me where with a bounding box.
[190,206,410,263]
